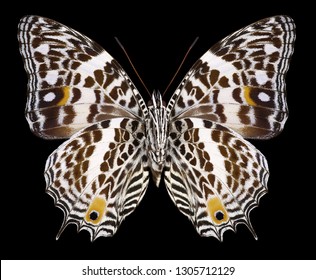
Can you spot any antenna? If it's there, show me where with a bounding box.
[162,37,199,97]
[114,37,151,97]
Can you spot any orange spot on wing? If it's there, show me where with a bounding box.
[207,197,229,224]
[57,86,70,106]
[244,86,256,106]
[85,196,107,225]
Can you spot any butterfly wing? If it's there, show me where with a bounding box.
[168,15,295,139]
[18,16,150,239]
[45,118,149,240]
[165,118,268,240]
[18,15,147,139]
[165,16,295,239]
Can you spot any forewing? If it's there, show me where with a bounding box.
[18,15,147,139]
[165,118,269,240]
[168,15,295,139]
[45,118,149,240]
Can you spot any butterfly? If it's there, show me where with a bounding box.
[18,15,295,241]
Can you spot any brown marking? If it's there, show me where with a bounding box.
[58,187,65,195]
[185,153,193,161]
[238,106,251,125]
[232,73,240,85]
[121,152,128,161]
[109,143,115,149]
[109,89,118,100]
[74,181,81,192]
[222,53,236,62]
[71,61,81,70]
[253,180,259,188]
[128,144,134,155]
[198,143,205,149]
[248,187,255,195]
[136,133,143,140]
[169,132,177,140]
[183,131,190,141]
[211,130,221,142]
[203,151,210,161]
[179,144,186,155]
[81,132,92,145]
[94,89,101,103]
[94,69,104,85]
[233,61,242,70]
[85,145,95,157]
[54,180,61,188]
[117,157,124,166]
[84,76,95,88]
[272,37,282,48]
[34,52,44,62]
[77,53,91,62]
[240,154,248,168]
[82,160,89,173]
[224,160,232,172]
[232,164,241,180]
[232,180,239,192]
[210,69,220,86]
[72,88,81,103]
[188,99,194,106]
[98,174,106,185]
[190,158,196,166]
[101,120,110,129]
[177,96,185,108]
[219,145,228,158]
[128,96,136,109]
[218,76,230,88]
[73,164,81,180]
[203,120,212,129]
[84,46,99,57]
[93,130,102,142]
[216,46,229,56]
[63,106,75,125]
[227,175,232,187]
[232,88,243,103]
[205,162,213,172]
[197,72,211,89]
[192,129,200,142]
[100,162,109,172]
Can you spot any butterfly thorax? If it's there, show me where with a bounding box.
[146,91,168,186]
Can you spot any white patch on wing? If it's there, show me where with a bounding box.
[255,71,269,85]
[36,43,49,55]
[43,92,56,102]
[258,92,270,102]
[264,44,279,55]
[45,71,59,85]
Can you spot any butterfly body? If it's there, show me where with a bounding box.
[146,91,168,186]
[18,15,295,241]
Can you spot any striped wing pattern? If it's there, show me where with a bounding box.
[165,118,268,240]
[18,15,295,240]
[164,16,295,239]
[18,16,147,139]
[168,16,295,139]
[45,118,149,240]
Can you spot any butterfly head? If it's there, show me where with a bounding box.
[146,91,168,186]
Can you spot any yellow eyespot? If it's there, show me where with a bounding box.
[207,197,229,224]
[85,196,107,225]
[57,86,70,106]
[244,86,256,106]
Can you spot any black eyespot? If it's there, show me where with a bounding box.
[215,211,224,221]
[89,211,98,221]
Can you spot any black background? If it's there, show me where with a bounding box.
[3,2,314,260]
